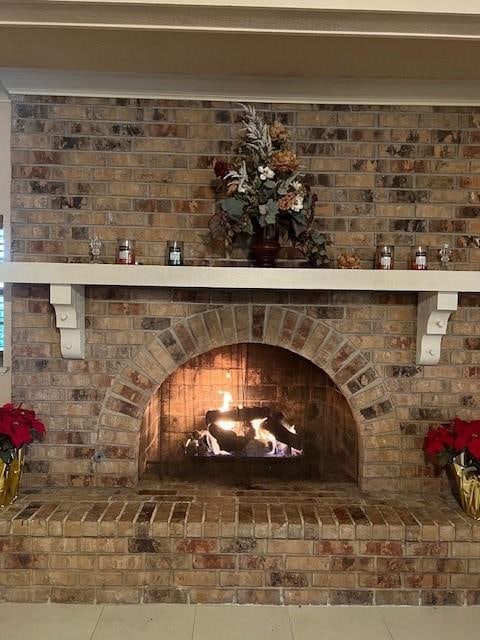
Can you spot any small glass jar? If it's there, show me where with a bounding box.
[439,244,453,270]
[166,240,184,266]
[412,245,428,270]
[116,239,135,265]
[89,237,103,264]
[376,245,394,270]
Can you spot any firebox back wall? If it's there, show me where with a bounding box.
[9,96,480,492]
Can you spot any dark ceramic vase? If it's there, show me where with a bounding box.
[250,224,280,268]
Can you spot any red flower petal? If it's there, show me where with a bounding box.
[0,403,46,449]
[467,435,480,460]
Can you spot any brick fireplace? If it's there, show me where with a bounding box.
[106,303,379,489]
[3,95,480,605]
[13,285,474,495]
[14,289,402,491]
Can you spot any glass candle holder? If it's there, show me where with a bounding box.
[116,239,135,265]
[376,245,394,270]
[411,245,428,270]
[166,241,184,266]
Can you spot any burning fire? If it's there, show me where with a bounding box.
[251,417,277,455]
[283,420,297,435]
[250,418,267,431]
[185,389,303,459]
[217,393,277,453]
[216,390,235,431]
[219,390,232,412]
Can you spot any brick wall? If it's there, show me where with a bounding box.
[8,96,480,493]
[10,96,480,268]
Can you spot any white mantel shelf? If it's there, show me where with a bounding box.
[1,262,479,293]
[1,262,478,366]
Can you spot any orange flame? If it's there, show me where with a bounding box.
[251,417,276,454]
[217,390,235,431]
[218,390,232,412]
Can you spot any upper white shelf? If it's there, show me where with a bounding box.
[0,262,479,293]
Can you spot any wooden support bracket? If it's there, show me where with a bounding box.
[50,284,85,359]
[416,291,458,365]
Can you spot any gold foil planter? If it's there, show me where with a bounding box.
[450,462,480,520]
[0,449,24,507]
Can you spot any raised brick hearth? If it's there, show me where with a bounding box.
[1,483,480,606]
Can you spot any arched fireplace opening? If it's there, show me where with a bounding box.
[139,343,358,484]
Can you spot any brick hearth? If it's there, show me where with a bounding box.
[1,483,480,606]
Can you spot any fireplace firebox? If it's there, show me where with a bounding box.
[139,344,358,483]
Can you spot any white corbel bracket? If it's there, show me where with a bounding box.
[416,291,458,365]
[50,284,85,359]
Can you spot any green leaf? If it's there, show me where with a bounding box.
[256,216,267,228]
[265,199,279,225]
[263,179,276,190]
[221,197,245,219]
[292,210,306,223]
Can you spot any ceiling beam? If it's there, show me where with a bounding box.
[3,1,480,39]
[4,68,480,106]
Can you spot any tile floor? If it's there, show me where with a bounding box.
[1,603,480,640]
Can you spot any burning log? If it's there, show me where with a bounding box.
[185,393,303,459]
[264,412,302,450]
[205,406,270,426]
[207,423,248,453]
[185,430,220,457]
[245,439,272,457]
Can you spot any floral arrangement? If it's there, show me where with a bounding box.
[0,403,46,464]
[424,417,480,471]
[210,104,330,267]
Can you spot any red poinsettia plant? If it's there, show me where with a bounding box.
[0,403,46,465]
[424,417,480,471]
